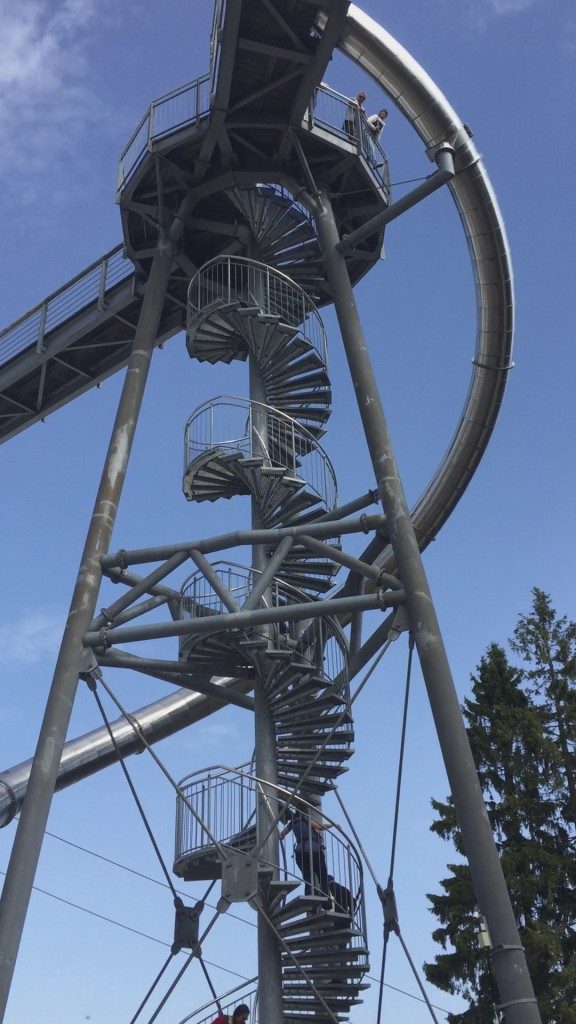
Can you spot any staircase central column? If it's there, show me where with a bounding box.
[248,251,284,1024]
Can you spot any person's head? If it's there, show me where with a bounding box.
[232,1005,249,1024]
[356,91,367,106]
[378,108,389,121]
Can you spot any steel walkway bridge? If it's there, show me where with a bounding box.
[0,4,540,1024]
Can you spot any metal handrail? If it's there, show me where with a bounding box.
[0,246,134,369]
[187,255,327,365]
[183,396,337,511]
[117,76,389,196]
[209,0,227,96]
[176,983,258,1024]
[308,82,391,196]
[117,72,211,191]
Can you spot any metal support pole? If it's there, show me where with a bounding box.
[247,247,283,1024]
[0,237,175,1022]
[313,188,541,1024]
[83,590,401,646]
[99,512,388,569]
[337,144,455,253]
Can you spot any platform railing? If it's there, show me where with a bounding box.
[176,983,258,1024]
[117,76,389,197]
[184,396,337,511]
[179,560,349,676]
[187,255,327,364]
[117,72,211,191]
[174,767,367,956]
[308,83,390,195]
[0,246,135,369]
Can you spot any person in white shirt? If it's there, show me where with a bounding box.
[366,107,388,139]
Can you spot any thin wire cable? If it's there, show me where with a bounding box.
[128,953,175,1024]
[93,670,229,859]
[377,633,415,1024]
[143,907,224,1024]
[336,174,429,197]
[388,634,414,882]
[60,647,433,1019]
[145,950,197,1024]
[331,637,440,1024]
[198,956,223,1015]
[333,789,381,890]
[255,900,339,1024]
[130,881,218,1023]
[40,826,256,929]
[88,677,178,899]
[0,870,449,1015]
[397,931,441,1024]
[251,636,394,862]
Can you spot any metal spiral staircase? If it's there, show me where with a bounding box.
[175,189,370,1020]
[174,766,370,1023]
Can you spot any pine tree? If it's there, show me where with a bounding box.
[511,588,576,831]
[424,639,576,1023]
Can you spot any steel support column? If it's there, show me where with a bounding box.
[313,188,541,1024]
[0,237,175,1022]
[248,251,284,1024]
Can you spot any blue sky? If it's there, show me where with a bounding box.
[0,0,575,1021]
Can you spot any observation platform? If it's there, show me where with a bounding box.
[0,0,389,446]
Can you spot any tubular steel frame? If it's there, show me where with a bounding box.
[0,4,540,1024]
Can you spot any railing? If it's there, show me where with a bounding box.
[308,83,391,196]
[176,983,258,1024]
[209,0,227,96]
[174,767,368,957]
[184,396,337,511]
[179,561,349,677]
[117,72,211,192]
[117,73,389,198]
[0,246,135,370]
[188,256,327,365]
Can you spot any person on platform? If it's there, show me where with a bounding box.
[366,107,388,139]
[342,90,367,136]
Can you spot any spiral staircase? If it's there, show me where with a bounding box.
[174,185,370,1021]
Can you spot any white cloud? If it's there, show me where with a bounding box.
[0,610,63,665]
[0,0,117,207]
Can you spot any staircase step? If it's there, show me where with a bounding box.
[278,950,366,966]
[272,896,340,925]
[280,996,364,1011]
[281,927,361,950]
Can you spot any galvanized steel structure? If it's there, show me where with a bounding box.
[0,3,540,1022]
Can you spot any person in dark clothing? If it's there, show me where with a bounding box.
[279,795,331,897]
[342,90,367,136]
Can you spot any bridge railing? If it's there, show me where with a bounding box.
[0,246,135,370]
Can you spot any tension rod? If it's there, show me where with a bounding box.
[337,144,456,253]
